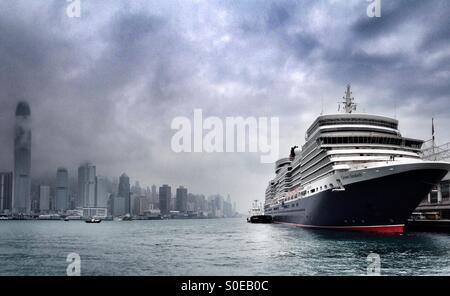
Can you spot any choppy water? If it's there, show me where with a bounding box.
[0,218,449,276]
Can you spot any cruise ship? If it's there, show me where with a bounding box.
[264,85,450,233]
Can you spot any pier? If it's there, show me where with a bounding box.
[406,219,450,232]
[409,138,450,232]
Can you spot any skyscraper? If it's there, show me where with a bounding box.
[55,168,69,211]
[176,186,188,213]
[95,176,111,208]
[0,172,13,213]
[13,101,31,214]
[78,163,96,208]
[112,195,126,217]
[159,184,171,215]
[118,173,130,214]
[133,196,149,216]
[151,184,158,205]
[39,185,50,213]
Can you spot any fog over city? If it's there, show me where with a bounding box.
[0,0,449,212]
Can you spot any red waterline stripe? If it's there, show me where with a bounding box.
[274,222,405,233]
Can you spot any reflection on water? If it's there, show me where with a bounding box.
[0,218,448,276]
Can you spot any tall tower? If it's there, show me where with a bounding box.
[118,173,130,214]
[176,186,188,213]
[151,184,158,205]
[55,167,69,211]
[13,101,31,214]
[159,184,171,215]
[78,163,96,208]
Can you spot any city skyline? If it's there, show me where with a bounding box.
[0,99,237,217]
[1,1,450,213]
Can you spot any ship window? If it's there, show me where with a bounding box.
[311,189,315,193]
[320,186,323,190]
[324,185,328,189]
[329,184,334,188]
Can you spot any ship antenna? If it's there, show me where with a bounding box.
[339,84,357,113]
[320,97,324,115]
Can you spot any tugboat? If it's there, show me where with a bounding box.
[247,200,272,223]
[85,217,102,223]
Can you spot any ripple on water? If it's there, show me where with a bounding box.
[1,219,450,275]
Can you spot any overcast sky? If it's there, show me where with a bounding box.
[0,0,449,211]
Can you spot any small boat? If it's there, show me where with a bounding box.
[247,215,272,223]
[247,200,272,224]
[85,217,102,223]
[121,214,133,221]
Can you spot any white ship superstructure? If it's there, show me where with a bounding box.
[264,85,450,232]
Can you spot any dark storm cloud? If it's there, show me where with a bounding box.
[352,0,429,39]
[0,0,449,211]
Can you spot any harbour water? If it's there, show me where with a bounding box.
[0,218,449,276]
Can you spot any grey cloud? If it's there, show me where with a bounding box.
[1,0,450,212]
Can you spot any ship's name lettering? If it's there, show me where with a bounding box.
[342,173,363,179]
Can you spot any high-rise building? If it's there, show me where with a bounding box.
[151,184,158,206]
[112,195,126,217]
[176,186,188,213]
[78,163,96,208]
[55,168,69,211]
[131,181,142,196]
[39,185,50,213]
[134,196,149,216]
[118,173,130,214]
[159,184,171,215]
[95,176,111,207]
[0,172,13,213]
[13,101,31,214]
[208,194,224,217]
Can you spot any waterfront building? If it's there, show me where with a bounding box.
[39,185,50,213]
[176,186,188,213]
[159,184,171,215]
[0,172,13,213]
[112,195,126,216]
[131,181,142,196]
[95,176,111,207]
[118,173,130,214]
[13,101,32,214]
[416,172,450,219]
[133,196,149,216]
[78,163,96,208]
[82,207,107,219]
[209,194,224,217]
[55,168,69,211]
[151,184,158,206]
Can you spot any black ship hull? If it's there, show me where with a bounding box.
[247,215,273,224]
[270,168,448,233]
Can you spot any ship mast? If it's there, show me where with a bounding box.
[339,84,357,113]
